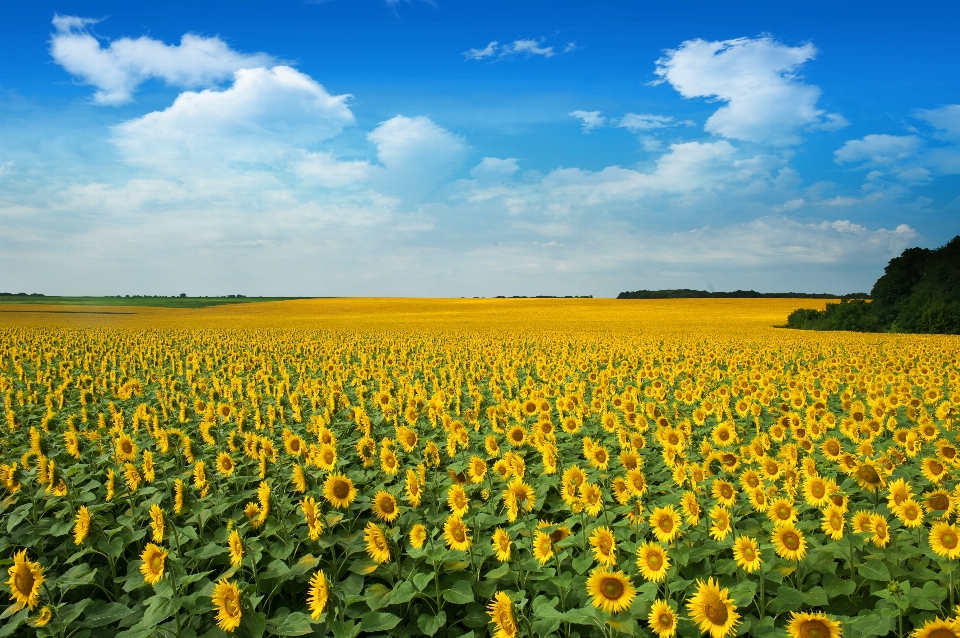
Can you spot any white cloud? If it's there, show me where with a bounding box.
[570,110,606,133]
[916,104,960,143]
[463,41,498,60]
[615,113,675,132]
[510,39,554,57]
[50,14,274,105]
[896,167,932,184]
[654,36,845,145]
[289,151,371,188]
[368,115,468,191]
[470,157,520,181]
[834,134,920,165]
[112,66,356,174]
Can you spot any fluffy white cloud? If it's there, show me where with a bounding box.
[615,113,676,132]
[510,40,554,57]
[833,134,920,165]
[463,41,498,60]
[569,110,606,133]
[916,104,960,143]
[368,115,468,191]
[112,66,356,172]
[654,36,845,145]
[50,15,274,105]
[470,157,520,181]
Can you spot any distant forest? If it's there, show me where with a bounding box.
[786,235,960,334]
[617,289,867,299]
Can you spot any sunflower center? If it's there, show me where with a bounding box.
[150,554,163,573]
[14,570,33,594]
[721,485,732,499]
[122,441,132,454]
[930,461,944,475]
[742,547,755,560]
[601,577,624,599]
[943,532,958,549]
[830,515,843,529]
[812,484,825,498]
[703,596,728,625]
[333,481,350,499]
[647,553,662,569]
[453,527,465,542]
[658,518,673,533]
[858,465,880,485]
[783,532,800,550]
[224,596,237,615]
[800,619,829,638]
[381,498,395,514]
[658,613,673,627]
[930,495,950,510]
[776,506,790,520]
[598,537,611,553]
[927,629,959,638]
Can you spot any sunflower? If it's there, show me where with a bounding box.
[821,506,846,541]
[855,461,884,492]
[149,503,165,543]
[468,456,487,483]
[732,536,761,573]
[851,510,874,534]
[687,578,739,638]
[532,531,554,564]
[636,541,670,582]
[492,528,512,562]
[929,522,960,559]
[626,469,648,497]
[448,484,470,517]
[772,523,807,562]
[290,464,307,493]
[317,444,337,471]
[579,482,604,516]
[506,426,527,448]
[174,478,184,514]
[363,522,391,563]
[586,568,636,614]
[323,472,357,509]
[648,599,678,638]
[73,505,91,545]
[444,515,471,552]
[403,469,423,508]
[786,611,843,638]
[228,529,244,567]
[6,549,44,611]
[711,480,737,508]
[307,569,328,620]
[682,490,702,525]
[216,452,235,477]
[802,476,832,508]
[925,489,954,519]
[649,506,682,543]
[887,477,913,508]
[709,506,732,542]
[922,457,949,484]
[140,543,167,586]
[912,618,960,638]
[589,526,618,566]
[372,489,400,522]
[767,498,797,527]
[893,498,924,528]
[380,448,399,475]
[32,605,53,627]
[487,591,518,638]
[508,478,536,512]
[256,481,270,526]
[589,445,610,470]
[212,578,243,632]
[116,434,137,462]
[409,523,427,549]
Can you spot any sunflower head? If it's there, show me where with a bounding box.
[687,578,739,638]
[586,568,636,614]
[140,543,167,586]
[6,550,44,611]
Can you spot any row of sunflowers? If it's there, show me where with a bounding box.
[1,325,959,638]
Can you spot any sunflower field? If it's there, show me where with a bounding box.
[1,298,960,638]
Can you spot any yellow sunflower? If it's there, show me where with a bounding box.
[32,605,53,627]
[586,568,636,614]
[649,506,682,543]
[929,522,960,559]
[786,611,842,638]
[711,479,737,508]
[323,472,357,509]
[405,469,423,507]
[532,531,554,564]
[73,506,91,545]
[732,536,761,573]
[709,506,732,542]
[116,434,137,462]
[893,498,924,528]
[409,523,427,549]
[487,591,518,638]
[821,506,846,541]
[492,528,512,562]
[364,522,391,563]
[372,489,400,522]
[216,452,235,477]
[212,578,243,632]
[686,578,739,638]
[448,484,470,517]
[468,456,487,483]
[636,541,670,582]
[589,526,618,566]
[912,618,960,638]
[307,569,328,620]
[444,515,471,552]
[772,523,807,562]
[228,529,244,567]
[291,464,307,493]
[648,599,678,638]
[140,543,167,586]
[6,549,44,611]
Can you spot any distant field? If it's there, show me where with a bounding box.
[0,295,307,308]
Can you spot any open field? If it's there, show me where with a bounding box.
[1,299,959,638]
[0,297,307,309]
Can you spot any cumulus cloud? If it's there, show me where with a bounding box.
[833,134,920,165]
[50,14,274,105]
[463,38,563,61]
[368,115,468,191]
[654,36,845,145]
[112,66,357,176]
[916,104,960,143]
[569,110,606,133]
[470,157,520,181]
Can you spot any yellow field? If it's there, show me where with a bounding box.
[2,298,959,638]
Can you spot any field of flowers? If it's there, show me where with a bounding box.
[1,298,959,638]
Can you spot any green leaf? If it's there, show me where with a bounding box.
[50,518,74,536]
[287,554,320,579]
[0,608,27,638]
[858,560,891,582]
[822,574,855,599]
[347,556,380,575]
[6,504,31,533]
[417,611,446,637]
[365,583,393,610]
[134,595,180,629]
[413,572,433,591]
[727,580,757,607]
[83,601,134,628]
[188,542,226,561]
[261,559,291,581]
[442,579,475,604]
[804,586,828,607]
[329,620,359,638]
[909,581,948,610]
[359,612,401,633]
[847,612,894,637]
[485,563,510,580]
[572,551,593,574]
[241,611,268,638]
[766,586,805,616]
[390,580,418,605]
[58,599,93,626]
[58,563,98,594]
[265,611,315,636]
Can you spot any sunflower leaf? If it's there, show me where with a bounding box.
[82,601,133,628]
[442,579,474,604]
[858,560,890,582]
[265,611,314,636]
[359,611,401,633]
[417,610,446,636]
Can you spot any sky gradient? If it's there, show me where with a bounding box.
[1,0,958,297]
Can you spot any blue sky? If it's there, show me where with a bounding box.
[1,0,958,297]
